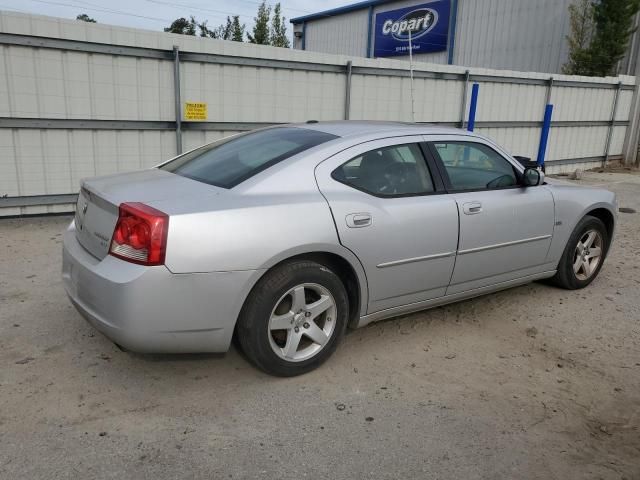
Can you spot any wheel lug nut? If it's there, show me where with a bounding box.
[303,322,309,329]
[294,327,299,333]
[305,311,311,317]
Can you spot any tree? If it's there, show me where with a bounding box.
[270,3,290,47]
[76,13,96,23]
[164,16,197,35]
[248,1,271,45]
[231,16,246,42]
[564,0,640,76]
[562,0,595,75]
[164,15,244,42]
[588,0,640,76]
[215,17,234,40]
[197,20,215,38]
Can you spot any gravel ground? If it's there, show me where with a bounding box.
[1,171,639,480]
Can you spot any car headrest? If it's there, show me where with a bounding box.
[359,150,391,178]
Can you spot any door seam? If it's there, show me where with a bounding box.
[444,199,462,296]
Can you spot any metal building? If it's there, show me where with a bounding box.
[291,0,639,75]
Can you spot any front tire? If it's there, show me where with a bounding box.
[237,260,349,376]
[550,215,609,289]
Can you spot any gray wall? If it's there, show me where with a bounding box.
[453,0,572,73]
[295,0,575,74]
[304,9,370,57]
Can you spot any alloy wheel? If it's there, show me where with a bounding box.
[573,229,603,281]
[267,283,337,362]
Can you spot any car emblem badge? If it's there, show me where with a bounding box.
[82,202,88,215]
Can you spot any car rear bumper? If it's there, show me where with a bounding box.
[62,221,260,353]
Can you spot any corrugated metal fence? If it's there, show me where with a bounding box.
[0,11,637,216]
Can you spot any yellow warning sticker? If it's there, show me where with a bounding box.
[184,102,207,121]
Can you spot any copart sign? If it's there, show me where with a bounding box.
[374,1,450,57]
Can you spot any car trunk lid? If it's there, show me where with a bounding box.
[74,169,221,260]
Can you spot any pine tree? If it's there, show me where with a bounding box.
[588,0,640,76]
[210,17,233,40]
[270,3,290,48]
[248,1,271,45]
[231,16,246,42]
[564,0,640,76]
[562,0,595,75]
[197,19,216,38]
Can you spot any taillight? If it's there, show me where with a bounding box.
[109,202,169,266]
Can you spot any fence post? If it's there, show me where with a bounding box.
[545,76,554,106]
[536,76,554,170]
[467,83,479,132]
[459,70,470,129]
[622,81,640,167]
[344,60,353,120]
[603,81,622,167]
[173,45,183,155]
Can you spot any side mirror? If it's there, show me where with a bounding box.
[522,167,544,186]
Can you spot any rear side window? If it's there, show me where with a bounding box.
[332,144,435,197]
[160,127,337,188]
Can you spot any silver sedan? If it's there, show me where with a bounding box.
[62,122,617,376]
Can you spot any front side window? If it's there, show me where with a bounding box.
[432,142,518,191]
[160,127,337,188]
[332,144,435,197]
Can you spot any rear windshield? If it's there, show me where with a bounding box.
[159,127,337,188]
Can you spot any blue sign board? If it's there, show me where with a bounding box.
[374,1,450,58]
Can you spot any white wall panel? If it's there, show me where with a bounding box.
[0,129,19,197]
[0,129,176,198]
[547,126,609,160]
[0,46,174,120]
[550,86,616,122]
[615,90,634,122]
[610,126,627,155]
[181,63,346,123]
[475,126,541,159]
[350,75,463,122]
[474,83,547,122]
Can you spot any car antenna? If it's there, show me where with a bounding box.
[408,29,416,123]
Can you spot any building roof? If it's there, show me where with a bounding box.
[290,0,401,24]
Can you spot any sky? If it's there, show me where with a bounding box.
[0,0,352,35]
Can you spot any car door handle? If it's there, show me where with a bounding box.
[462,202,483,215]
[346,213,372,228]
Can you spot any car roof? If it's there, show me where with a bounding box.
[291,120,473,140]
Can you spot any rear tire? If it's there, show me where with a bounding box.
[550,215,609,290]
[237,260,349,376]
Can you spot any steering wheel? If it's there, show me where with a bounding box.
[486,174,515,189]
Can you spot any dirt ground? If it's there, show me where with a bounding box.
[1,171,639,479]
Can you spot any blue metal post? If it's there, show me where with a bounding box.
[467,83,479,132]
[537,104,554,167]
[447,0,459,65]
[366,6,373,58]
